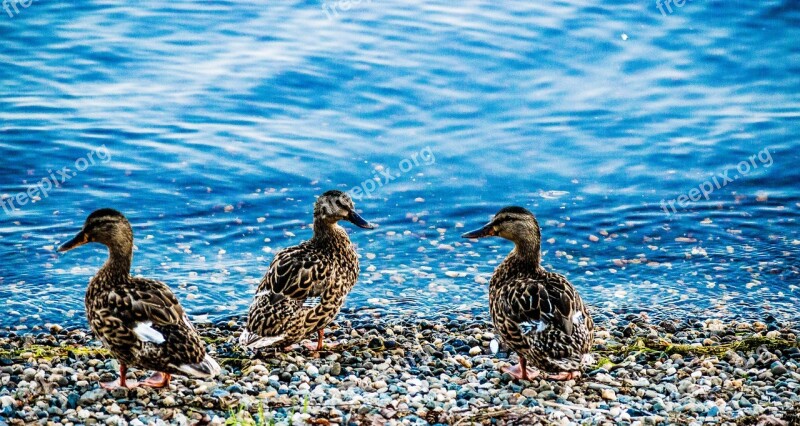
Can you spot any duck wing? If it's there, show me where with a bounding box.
[112,278,186,327]
[94,277,187,346]
[257,243,328,306]
[96,278,217,376]
[241,244,328,348]
[506,272,582,338]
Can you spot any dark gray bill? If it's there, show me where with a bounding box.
[347,211,375,229]
[461,223,496,239]
[58,232,88,252]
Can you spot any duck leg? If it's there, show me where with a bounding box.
[141,372,172,388]
[548,371,581,381]
[101,363,139,389]
[303,330,340,351]
[502,357,540,381]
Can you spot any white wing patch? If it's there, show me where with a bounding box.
[254,290,272,298]
[176,354,221,378]
[183,314,197,331]
[519,320,548,335]
[239,329,285,349]
[572,312,584,325]
[303,297,321,308]
[133,322,165,344]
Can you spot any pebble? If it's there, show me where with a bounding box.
[771,362,788,376]
[78,389,106,405]
[454,355,472,368]
[0,396,14,408]
[0,313,796,425]
[601,389,617,401]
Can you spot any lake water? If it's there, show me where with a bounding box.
[1,1,798,330]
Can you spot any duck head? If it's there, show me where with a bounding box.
[314,190,374,229]
[461,206,541,247]
[58,208,134,254]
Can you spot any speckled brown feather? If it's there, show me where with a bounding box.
[63,209,218,379]
[490,262,593,373]
[467,207,594,375]
[243,220,360,347]
[85,274,207,374]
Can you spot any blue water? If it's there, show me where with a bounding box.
[1,1,798,329]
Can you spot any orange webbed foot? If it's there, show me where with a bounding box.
[100,378,139,390]
[140,372,172,388]
[548,371,581,381]
[502,363,540,381]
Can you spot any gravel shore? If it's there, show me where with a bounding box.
[0,311,798,425]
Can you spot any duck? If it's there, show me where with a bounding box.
[58,208,221,389]
[240,190,374,351]
[462,206,593,381]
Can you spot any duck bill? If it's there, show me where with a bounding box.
[58,231,89,252]
[461,223,496,239]
[347,211,375,229]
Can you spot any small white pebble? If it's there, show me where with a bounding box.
[602,389,617,400]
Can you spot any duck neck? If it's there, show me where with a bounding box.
[509,239,541,269]
[100,242,132,277]
[312,218,349,248]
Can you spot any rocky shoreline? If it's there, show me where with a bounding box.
[0,311,799,425]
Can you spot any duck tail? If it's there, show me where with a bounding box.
[177,354,221,378]
[239,329,285,350]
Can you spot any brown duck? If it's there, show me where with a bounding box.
[462,206,593,381]
[240,190,374,351]
[58,208,221,389]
